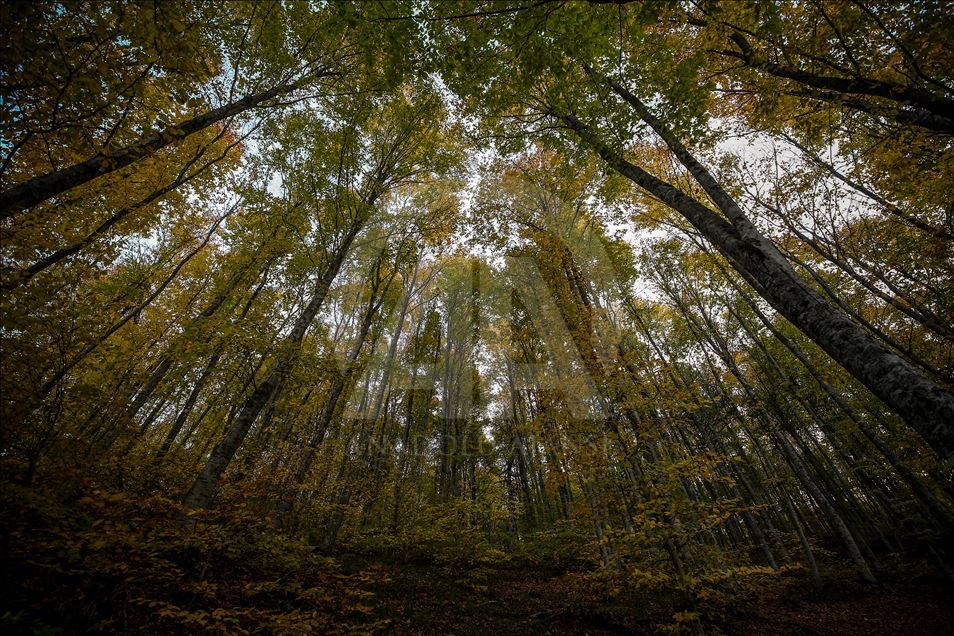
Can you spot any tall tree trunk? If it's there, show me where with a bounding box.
[156,350,222,460]
[0,73,329,217]
[272,254,394,528]
[181,220,361,510]
[36,204,236,399]
[3,127,247,290]
[724,278,954,532]
[557,103,954,460]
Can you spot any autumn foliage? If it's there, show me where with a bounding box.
[2,1,953,633]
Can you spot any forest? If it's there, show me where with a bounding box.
[1,0,952,633]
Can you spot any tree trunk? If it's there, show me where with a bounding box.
[37,205,236,399]
[181,220,361,510]
[558,106,954,461]
[0,73,327,217]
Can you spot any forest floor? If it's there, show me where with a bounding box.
[3,476,953,634]
[356,559,954,635]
